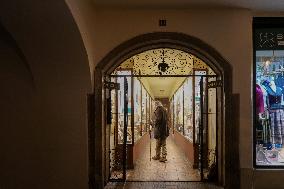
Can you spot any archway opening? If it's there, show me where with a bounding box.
[107,48,218,182]
[91,32,233,189]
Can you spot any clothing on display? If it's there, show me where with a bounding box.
[256,84,264,114]
[255,50,284,166]
[171,70,207,143]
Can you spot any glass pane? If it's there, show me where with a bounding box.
[141,86,147,135]
[255,50,284,166]
[254,26,284,167]
[133,77,142,142]
[146,94,150,132]
[109,77,122,179]
[117,71,132,144]
[174,85,184,134]
[184,77,194,142]
[194,71,207,144]
[205,77,217,179]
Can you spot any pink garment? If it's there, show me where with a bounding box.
[256,84,264,114]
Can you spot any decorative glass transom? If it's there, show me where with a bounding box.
[114,48,215,75]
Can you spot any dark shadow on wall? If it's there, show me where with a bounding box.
[0,22,35,86]
[0,20,36,189]
[231,94,240,189]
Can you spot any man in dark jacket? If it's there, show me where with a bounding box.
[152,101,169,162]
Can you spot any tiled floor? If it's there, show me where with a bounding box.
[126,136,200,181]
[105,182,223,189]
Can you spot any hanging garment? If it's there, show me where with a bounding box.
[262,82,283,109]
[256,84,265,114]
[269,109,284,145]
[275,75,284,90]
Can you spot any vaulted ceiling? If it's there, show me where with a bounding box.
[93,0,284,11]
[114,48,214,98]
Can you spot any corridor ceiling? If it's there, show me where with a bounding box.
[93,0,284,11]
[113,48,214,98]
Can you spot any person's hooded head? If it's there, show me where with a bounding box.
[155,100,163,107]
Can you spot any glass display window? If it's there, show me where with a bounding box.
[207,77,217,167]
[133,77,142,142]
[174,85,184,134]
[184,77,194,142]
[141,85,147,135]
[254,19,284,167]
[116,70,132,144]
[255,51,284,166]
[170,98,174,132]
[150,97,154,127]
[193,70,207,143]
[110,77,117,149]
[170,71,207,143]
[146,93,150,132]
[152,97,156,119]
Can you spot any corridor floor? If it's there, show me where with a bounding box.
[126,136,200,181]
[105,182,223,189]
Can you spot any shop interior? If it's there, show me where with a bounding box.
[255,50,284,166]
[107,48,218,181]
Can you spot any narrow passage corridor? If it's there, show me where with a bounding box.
[105,182,222,189]
[126,135,200,181]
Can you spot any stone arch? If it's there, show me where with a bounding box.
[93,32,235,189]
[0,1,92,188]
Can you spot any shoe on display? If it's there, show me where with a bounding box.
[152,156,160,160]
[278,157,284,163]
[278,149,284,163]
[256,150,271,164]
[268,151,278,159]
[159,157,167,162]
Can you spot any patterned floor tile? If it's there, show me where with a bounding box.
[125,136,200,181]
[105,182,223,189]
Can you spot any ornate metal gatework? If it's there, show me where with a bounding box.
[115,48,215,76]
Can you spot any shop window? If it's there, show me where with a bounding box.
[171,70,208,142]
[133,77,142,142]
[174,85,184,134]
[116,70,132,144]
[254,18,284,167]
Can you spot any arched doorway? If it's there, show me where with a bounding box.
[90,32,234,189]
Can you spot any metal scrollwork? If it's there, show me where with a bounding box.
[116,48,215,75]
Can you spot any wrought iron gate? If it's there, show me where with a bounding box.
[106,74,219,182]
[108,76,129,181]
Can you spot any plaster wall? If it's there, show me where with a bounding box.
[1,1,284,188]
[0,1,92,189]
[0,24,37,189]
[65,0,96,86]
[92,8,252,168]
[91,8,284,189]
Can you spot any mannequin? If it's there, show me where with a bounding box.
[262,78,284,145]
[270,77,277,93]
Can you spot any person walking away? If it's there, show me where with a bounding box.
[152,101,169,162]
